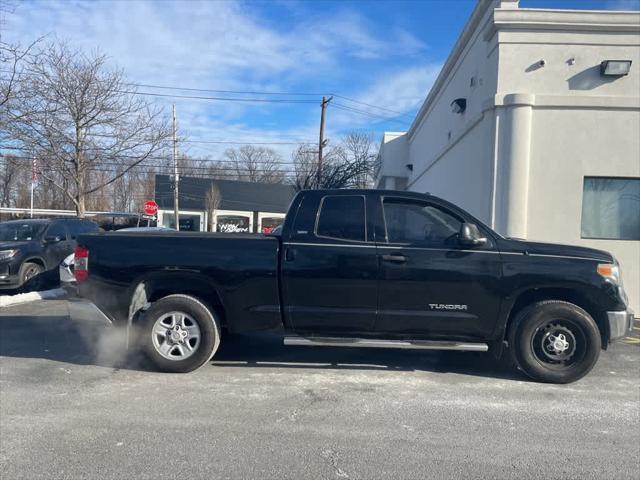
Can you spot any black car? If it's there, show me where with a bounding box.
[74,189,634,383]
[0,218,99,290]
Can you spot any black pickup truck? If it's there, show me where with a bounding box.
[74,189,634,383]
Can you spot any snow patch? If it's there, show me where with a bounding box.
[0,288,67,308]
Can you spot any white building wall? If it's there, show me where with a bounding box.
[527,107,640,311]
[377,132,409,190]
[496,19,640,97]
[492,19,640,311]
[407,5,499,193]
[409,114,496,222]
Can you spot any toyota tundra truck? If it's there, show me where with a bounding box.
[73,189,634,383]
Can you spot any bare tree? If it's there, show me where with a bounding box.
[224,145,285,183]
[291,132,376,191]
[0,154,18,206]
[0,38,44,147]
[205,183,222,232]
[291,144,320,190]
[4,42,171,217]
[340,132,377,188]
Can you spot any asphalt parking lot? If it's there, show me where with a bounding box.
[1,299,639,480]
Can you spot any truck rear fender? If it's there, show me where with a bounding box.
[127,271,226,332]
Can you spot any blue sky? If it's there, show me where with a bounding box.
[3,0,639,160]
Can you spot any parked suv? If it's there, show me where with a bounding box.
[0,218,99,290]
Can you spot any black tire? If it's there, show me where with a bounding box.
[139,294,221,373]
[509,300,601,384]
[19,262,44,290]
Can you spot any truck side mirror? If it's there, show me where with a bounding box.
[459,223,487,247]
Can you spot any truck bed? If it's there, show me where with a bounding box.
[77,232,282,332]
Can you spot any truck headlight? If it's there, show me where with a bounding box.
[0,249,18,261]
[597,262,622,285]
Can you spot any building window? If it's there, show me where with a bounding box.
[261,217,284,234]
[162,213,202,231]
[216,215,250,233]
[581,177,640,241]
[316,196,366,242]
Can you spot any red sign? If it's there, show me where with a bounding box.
[143,200,158,216]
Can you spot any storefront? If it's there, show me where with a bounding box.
[154,175,295,234]
[158,210,205,232]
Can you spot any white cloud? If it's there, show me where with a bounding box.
[327,63,442,133]
[3,0,432,159]
[5,0,426,87]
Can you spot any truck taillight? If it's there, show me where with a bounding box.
[74,246,89,282]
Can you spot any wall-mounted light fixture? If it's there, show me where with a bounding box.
[450,98,467,114]
[405,164,413,172]
[600,60,632,77]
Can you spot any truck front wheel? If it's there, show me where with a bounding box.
[509,300,601,384]
[140,294,221,373]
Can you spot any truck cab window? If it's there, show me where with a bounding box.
[383,199,461,246]
[316,195,366,242]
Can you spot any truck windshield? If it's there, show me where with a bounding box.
[0,223,46,241]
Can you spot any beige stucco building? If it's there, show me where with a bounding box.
[376,0,640,312]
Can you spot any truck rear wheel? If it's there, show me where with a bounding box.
[140,294,221,373]
[509,300,601,383]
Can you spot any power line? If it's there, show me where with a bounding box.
[2,69,418,119]
[123,80,417,119]
[9,132,316,145]
[331,102,410,126]
[2,153,298,165]
[4,155,300,173]
[118,90,319,104]
[127,82,327,97]
[172,139,314,145]
[84,167,300,178]
[332,94,416,119]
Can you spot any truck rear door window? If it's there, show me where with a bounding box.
[316,195,366,242]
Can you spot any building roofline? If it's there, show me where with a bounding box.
[383,131,407,135]
[485,7,640,40]
[406,0,640,140]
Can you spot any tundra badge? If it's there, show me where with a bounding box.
[428,304,468,311]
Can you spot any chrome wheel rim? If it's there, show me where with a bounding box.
[151,311,201,361]
[23,266,40,282]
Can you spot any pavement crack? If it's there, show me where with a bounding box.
[319,448,350,479]
[277,388,330,423]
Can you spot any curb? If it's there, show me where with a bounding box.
[0,288,68,308]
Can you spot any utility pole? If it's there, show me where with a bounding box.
[317,96,332,188]
[172,104,180,231]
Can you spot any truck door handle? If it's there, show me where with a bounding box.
[285,247,296,262]
[381,254,407,263]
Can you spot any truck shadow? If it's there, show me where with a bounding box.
[0,311,527,382]
[212,333,527,382]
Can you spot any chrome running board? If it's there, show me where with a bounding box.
[283,336,488,352]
